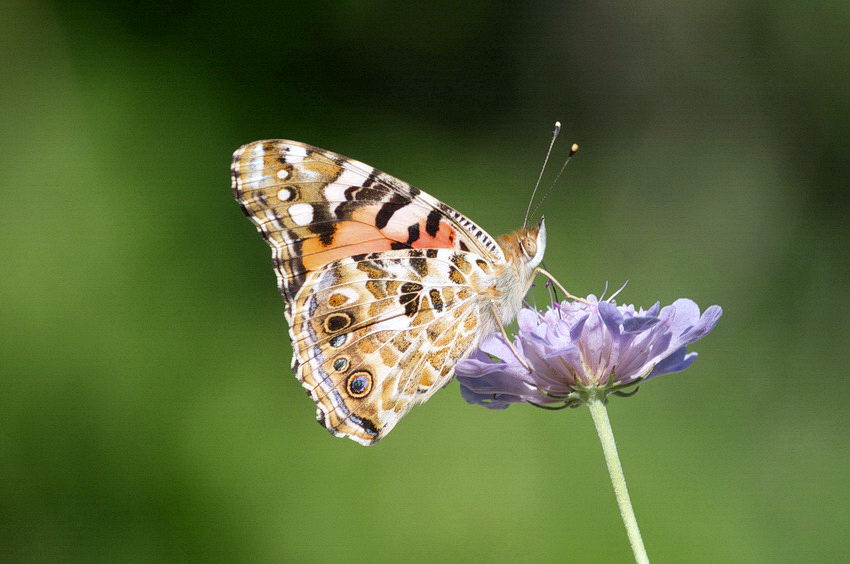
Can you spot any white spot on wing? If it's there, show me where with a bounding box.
[283,144,309,164]
[288,203,314,226]
[277,168,290,180]
[339,168,368,187]
[325,169,370,201]
[325,182,348,202]
[288,145,308,157]
[277,187,293,201]
[374,315,410,332]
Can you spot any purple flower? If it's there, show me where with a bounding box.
[456,296,722,409]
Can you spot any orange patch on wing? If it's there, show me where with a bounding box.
[300,205,460,272]
[301,221,392,271]
[411,219,456,249]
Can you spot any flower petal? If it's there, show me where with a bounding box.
[599,301,624,335]
[456,293,721,409]
[623,316,660,333]
[648,347,698,378]
[682,305,723,343]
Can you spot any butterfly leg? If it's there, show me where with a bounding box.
[533,267,589,303]
[489,304,533,373]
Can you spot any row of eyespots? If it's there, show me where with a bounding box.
[324,307,355,397]
[327,332,372,398]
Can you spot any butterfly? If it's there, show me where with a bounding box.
[231,139,547,445]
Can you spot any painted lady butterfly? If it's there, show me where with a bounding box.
[232,140,548,445]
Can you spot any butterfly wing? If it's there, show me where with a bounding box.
[231,140,502,444]
[290,249,488,445]
[231,139,503,317]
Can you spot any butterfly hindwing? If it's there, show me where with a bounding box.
[290,249,486,445]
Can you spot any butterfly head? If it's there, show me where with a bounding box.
[499,217,547,272]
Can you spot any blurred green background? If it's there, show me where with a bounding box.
[2,1,848,562]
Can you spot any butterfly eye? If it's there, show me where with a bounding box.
[522,237,537,259]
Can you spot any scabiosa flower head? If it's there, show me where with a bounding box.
[456,295,722,409]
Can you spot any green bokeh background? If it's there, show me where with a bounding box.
[3,2,848,562]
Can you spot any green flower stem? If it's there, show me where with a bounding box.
[587,397,649,564]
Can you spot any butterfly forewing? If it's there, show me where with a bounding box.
[231,140,502,306]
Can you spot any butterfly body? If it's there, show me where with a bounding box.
[232,140,545,445]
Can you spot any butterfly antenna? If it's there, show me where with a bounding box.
[527,142,579,224]
[524,121,561,227]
